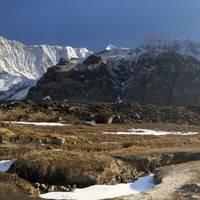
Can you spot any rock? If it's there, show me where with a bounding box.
[94,114,113,124]
[83,54,107,65]
[181,183,200,193]
[135,113,141,119]
[51,137,65,145]
[58,185,68,192]
[58,58,69,65]
[33,183,40,189]
[71,184,77,192]
[39,184,47,192]
[74,120,96,126]
[48,185,56,192]
[124,52,200,106]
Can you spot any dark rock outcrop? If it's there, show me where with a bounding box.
[27,52,200,106]
[27,55,120,103]
[124,52,200,106]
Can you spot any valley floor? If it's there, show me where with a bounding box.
[1,122,200,200]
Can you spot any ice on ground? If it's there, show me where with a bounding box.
[99,142,119,145]
[40,174,155,200]
[0,160,16,172]
[104,128,198,136]
[86,120,96,126]
[5,121,70,126]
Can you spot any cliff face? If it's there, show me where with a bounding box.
[124,52,200,106]
[27,55,121,103]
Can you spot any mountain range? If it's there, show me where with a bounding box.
[2,34,200,104]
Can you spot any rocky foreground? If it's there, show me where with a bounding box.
[2,101,200,125]
[0,102,200,199]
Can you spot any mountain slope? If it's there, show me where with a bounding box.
[27,55,120,102]
[124,52,200,106]
[27,52,200,106]
[0,36,92,101]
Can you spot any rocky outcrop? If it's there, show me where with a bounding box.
[124,52,200,106]
[2,101,200,125]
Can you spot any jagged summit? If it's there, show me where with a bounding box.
[139,33,200,59]
[142,33,175,45]
[105,44,128,51]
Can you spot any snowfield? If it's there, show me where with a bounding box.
[40,174,155,200]
[0,160,16,172]
[104,129,198,136]
[4,121,70,126]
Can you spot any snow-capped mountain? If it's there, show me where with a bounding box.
[2,33,200,102]
[102,33,200,62]
[0,36,92,101]
[138,34,200,59]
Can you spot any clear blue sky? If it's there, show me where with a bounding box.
[0,0,200,50]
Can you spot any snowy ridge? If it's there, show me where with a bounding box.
[0,36,91,79]
[103,33,200,63]
[138,34,200,59]
[0,36,92,101]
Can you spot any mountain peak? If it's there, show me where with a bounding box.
[141,33,176,47]
[106,44,118,51]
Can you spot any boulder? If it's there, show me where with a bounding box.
[50,137,65,145]
[94,114,113,124]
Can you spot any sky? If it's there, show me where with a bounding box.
[0,0,200,51]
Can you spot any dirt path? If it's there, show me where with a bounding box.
[115,161,200,200]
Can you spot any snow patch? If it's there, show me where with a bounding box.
[0,160,16,172]
[5,122,70,126]
[8,86,31,101]
[86,120,96,126]
[40,174,155,200]
[104,129,198,136]
[43,96,51,101]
